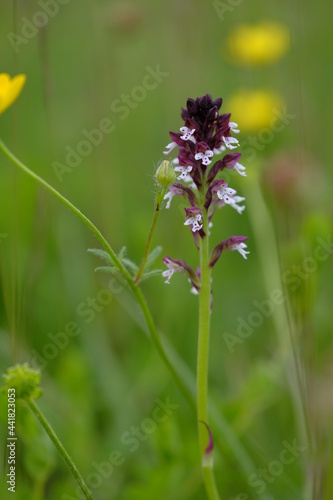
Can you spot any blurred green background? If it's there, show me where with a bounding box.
[0,0,332,499]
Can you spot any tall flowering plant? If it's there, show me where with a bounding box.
[160,94,249,498]
[0,79,249,500]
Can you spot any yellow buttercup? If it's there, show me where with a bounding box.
[228,90,284,132]
[227,22,290,66]
[0,73,26,115]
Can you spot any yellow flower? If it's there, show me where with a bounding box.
[228,90,284,132]
[227,22,290,66]
[0,73,26,115]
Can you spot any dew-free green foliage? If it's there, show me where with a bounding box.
[1,1,332,499]
[2,363,42,400]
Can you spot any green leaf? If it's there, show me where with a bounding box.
[87,248,113,265]
[145,245,163,269]
[140,269,163,283]
[94,266,128,288]
[118,246,127,260]
[122,258,139,273]
[94,266,119,274]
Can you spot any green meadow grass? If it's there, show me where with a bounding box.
[0,1,332,499]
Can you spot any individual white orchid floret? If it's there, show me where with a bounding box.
[180,126,196,143]
[231,242,250,259]
[161,256,185,284]
[234,162,246,176]
[195,149,214,166]
[229,121,240,134]
[163,190,174,209]
[184,214,203,232]
[217,184,246,214]
[217,184,237,203]
[223,136,239,150]
[163,142,177,155]
[171,158,179,165]
[174,165,192,180]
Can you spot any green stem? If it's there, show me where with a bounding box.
[27,398,93,500]
[0,139,254,489]
[197,209,220,500]
[132,286,196,412]
[0,139,132,284]
[134,187,166,284]
[0,138,194,409]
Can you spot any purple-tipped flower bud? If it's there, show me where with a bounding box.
[155,160,176,188]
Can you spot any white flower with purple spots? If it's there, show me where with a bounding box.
[184,207,203,232]
[223,136,239,150]
[184,214,203,232]
[216,182,245,214]
[174,165,192,180]
[180,126,196,143]
[195,149,214,166]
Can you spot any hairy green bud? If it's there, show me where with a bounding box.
[155,160,176,188]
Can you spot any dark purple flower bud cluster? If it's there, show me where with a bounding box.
[162,94,249,289]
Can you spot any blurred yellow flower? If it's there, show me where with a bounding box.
[228,90,284,132]
[0,73,26,115]
[227,22,290,65]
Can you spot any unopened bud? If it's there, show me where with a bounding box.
[155,160,176,188]
[2,363,42,400]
